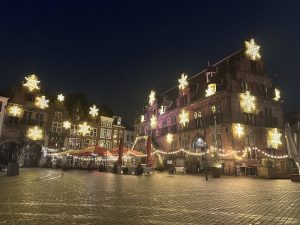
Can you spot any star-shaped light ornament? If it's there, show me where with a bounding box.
[89,105,99,117]
[150,115,157,129]
[63,121,71,129]
[235,124,244,138]
[8,105,23,117]
[240,91,256,113]
[149,90,156,105]
[166,133,173,144]
[78,122,90,136]
[245,39,261,61]
[274,88,281,101]
[35,96,49,109]
[27,126,43,140]
[57,94,65,102]
[23,74,40,92]
[269,128,282,149]
[205,83,216,97]
[178,73,188,90]
[179,109,189,127]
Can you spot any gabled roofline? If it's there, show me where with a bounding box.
[161,49,243,96]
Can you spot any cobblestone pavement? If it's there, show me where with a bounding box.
[0,169,300,225]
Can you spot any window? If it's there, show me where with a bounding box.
[127,135,131,141]
[98,140,105,147]
[100,128,106,138]
[101,121,107,127]
[70,125,78,135]
[245,135,255,147]
[69,138,81,148]
[52,122,62,133]
[55,111,62,118]
[106,141,112,150]
[106,129,112,139]
[35,113,44,127]
[113,130,118,139]
[85,139,96,147]
[22,111,32,125]
[107,121,112,128]
[119,130,123,138]
[243,113,255,125]
[89,128,97,137]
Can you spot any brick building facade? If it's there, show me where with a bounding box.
[135,39,289,174]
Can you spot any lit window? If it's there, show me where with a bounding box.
[52,122,62,133]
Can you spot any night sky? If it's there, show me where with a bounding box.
[1,1,300,124]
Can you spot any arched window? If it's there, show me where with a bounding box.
[193,137,206,153]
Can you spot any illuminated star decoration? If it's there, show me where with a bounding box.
[89,105,99,117]
[35,96,49,109]
[27,126,43,140]
[57,94,65,102]
[78,122,90,136]
[205,83,216,97]
[150,115,157,129]
[240,91,255,113]
[63,121,71,129]
[8,105,23,117]
[235,124,244,138]
[149,90,156,105]
[274,88,280,101]
[166,133,173,144]
[179,109,189,127]
[23,74,40,92]
[245,39,261,61]
[269,128,282,149]
[178,73,188,90]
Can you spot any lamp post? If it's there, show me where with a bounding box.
[204,144,208,181]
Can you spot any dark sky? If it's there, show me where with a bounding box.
[1,1,300,124]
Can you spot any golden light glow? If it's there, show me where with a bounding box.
[205,83,216,97]
[23,74,40,92]
[179,109,189,127]
[8,105,23,117]
[245,38,261,61]
[150,115,157,129]
[159,105,165,115]
[235,124,244,138]
[149,90,156,105]
[268,128,282,149]
[35,96,49,109]
[211,105,216,113]
[57,94,65,102]
[141,115,145,123]
[166,133,173,144]
[63,121,71,129]
[78,122,90,136]
[89,105,99,117]
[274,88,280,101]
[178,73,188,90]
[27,126,43,140]
[240,91,256,113]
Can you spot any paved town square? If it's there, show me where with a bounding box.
[0,169,299,225]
